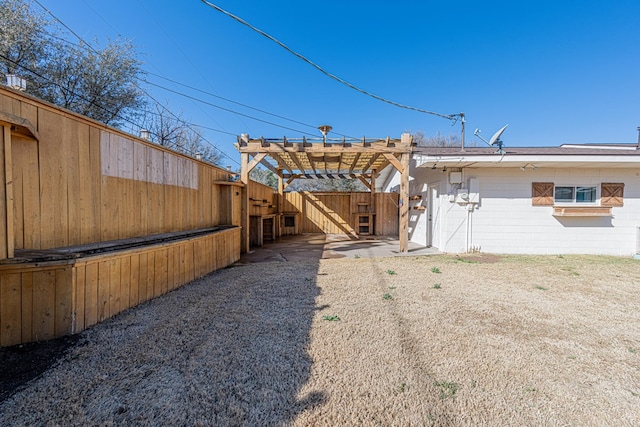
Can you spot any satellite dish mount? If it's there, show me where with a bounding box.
[473,124,508,154]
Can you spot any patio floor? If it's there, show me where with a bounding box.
[236,234,440,264]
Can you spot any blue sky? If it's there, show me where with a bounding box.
[36,0,640,165]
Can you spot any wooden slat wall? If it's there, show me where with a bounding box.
[0,227,240,346]
[0,127,8,259]
[248,180,277,216]
[283,191,399,236]
[0,88,236,255]
[376,192,399,236]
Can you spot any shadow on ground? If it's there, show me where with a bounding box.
[0,249,326,425]
[0,335,81,403]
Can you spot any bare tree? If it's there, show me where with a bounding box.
[287,177,367,192]
[412,131,463,147]
[143,104,222,165]
[0,0,50,85]
[38,39,145,126]
[0,0,145,127]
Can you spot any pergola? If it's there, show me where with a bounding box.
[235,132,415,253]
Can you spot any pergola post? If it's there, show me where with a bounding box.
[277,170,284,237]
[399,152,410,252]
[370,169,376,232]
[1,125,14,258]
[240,151,250,254]
[235,132,414,253]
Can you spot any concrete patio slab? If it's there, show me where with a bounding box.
[236,234,440,264]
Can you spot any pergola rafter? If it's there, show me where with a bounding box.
[235,133,415,254]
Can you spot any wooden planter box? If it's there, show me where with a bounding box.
[552,206,612,217]
[0,227,240,347]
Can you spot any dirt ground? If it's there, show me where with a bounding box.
[1,252,639,426]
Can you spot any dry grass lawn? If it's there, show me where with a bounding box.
[1,254,639,426]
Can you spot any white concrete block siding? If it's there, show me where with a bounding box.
[384,162,639,256]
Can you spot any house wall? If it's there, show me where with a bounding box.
[383,158,447,248]
[384,160,640,256]
[458,167,638,255]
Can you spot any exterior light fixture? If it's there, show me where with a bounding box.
[195,152,203,160]
[6,75,26,91]
[139,129,150,140]
[318,125,332,144]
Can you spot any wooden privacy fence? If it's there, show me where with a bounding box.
[0,87,240,256]
[243,183,400,247]
[283,191,399,236]
[0,87,242,346]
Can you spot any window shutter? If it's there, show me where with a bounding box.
[532,182,554,206]
[601,183,624,207]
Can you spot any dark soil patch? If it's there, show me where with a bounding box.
[0,335,81,403]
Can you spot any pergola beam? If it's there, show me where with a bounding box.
[255,155,280,175]
[240,152,250,253]
[247,153,267,172]
[236,133,414,253]
[236,142,412,154]
[286,152,306,173]
[382,153,403,172]
[270,152,293,174]
[349,152,362,174]
[357,175,371,190]
[361,153,381,174]
[281,173,372,179]
[305,153,318,174]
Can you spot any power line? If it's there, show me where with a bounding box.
[199,0,463,122]
[0,50,240,165]
[145,71,356,138]
[1,52,140,132]
[139,105,237,137]
[132,0,253,135]
[33,0,336,150]
[78,0,239,136]
[40,33,238,138]
[31,0,239,166]
[142,79,320,136]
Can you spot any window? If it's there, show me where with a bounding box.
[554,186,597,204]
[284,215,296,227]
[534,182,624,207]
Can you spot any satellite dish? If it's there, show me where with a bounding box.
[488,124,508,153]
[473,124,508,153]
[489,124,508,146]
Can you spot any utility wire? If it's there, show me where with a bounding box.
[142,79,319,136]
[3,51,237,163]
[34,0,337,146]
[146,71,356,138]
[199,0,462,122]
[42,32,238,138]
[132,0,242,135]
[1,53,140,134]
[32,0,239,165]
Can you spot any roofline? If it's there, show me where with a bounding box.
[414,153,640,168]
